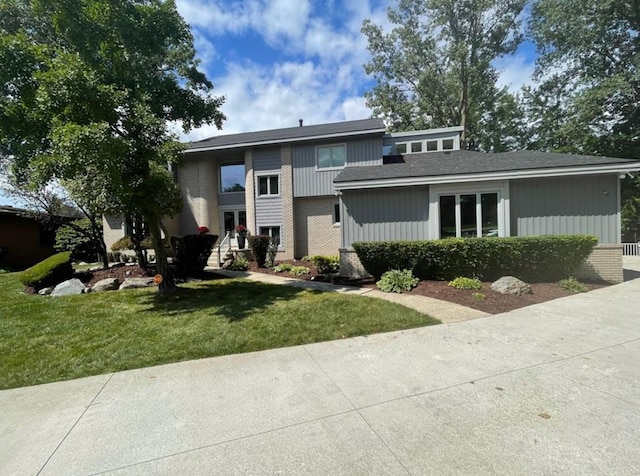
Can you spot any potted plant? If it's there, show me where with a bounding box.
[235,224,248,249]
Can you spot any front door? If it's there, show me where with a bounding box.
[222,209,247,247]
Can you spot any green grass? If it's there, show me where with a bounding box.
[0,272,439,389]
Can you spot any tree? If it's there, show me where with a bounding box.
[361,0,527,150]
[0,0,225,291]
[529,0,640,239]
[529,0,639,158]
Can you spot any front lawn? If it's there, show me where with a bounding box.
[0,272,439,389]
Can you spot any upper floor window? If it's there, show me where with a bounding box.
[394,136,459,155]
[220,164,245,193]
[257,174,279,196]
[317,144,346,169]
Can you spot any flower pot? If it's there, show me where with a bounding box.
[237,233,246,249]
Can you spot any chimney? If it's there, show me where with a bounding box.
[299,119,303,127]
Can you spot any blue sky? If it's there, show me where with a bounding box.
[0,0,537,207]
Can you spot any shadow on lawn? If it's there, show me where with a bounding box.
[139,275,319,322]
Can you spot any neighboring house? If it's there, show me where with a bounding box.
[102,118,640,282]
[0,206,59,269]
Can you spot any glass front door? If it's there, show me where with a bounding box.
[222,209,246,246]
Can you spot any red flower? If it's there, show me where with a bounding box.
[197,226,209,234]
[235,224,247,233]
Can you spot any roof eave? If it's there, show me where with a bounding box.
[185,127,388,154]
[334,163,640,191]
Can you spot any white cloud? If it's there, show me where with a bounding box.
[494,53,537,93]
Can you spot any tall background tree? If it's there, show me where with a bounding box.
[362,0,528,151]
[528,0,640,239]
[0,0,225,290]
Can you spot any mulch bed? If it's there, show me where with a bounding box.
[246,260,609,315]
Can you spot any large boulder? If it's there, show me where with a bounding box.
[119,277,154,290]
[51,278,86,297]
[92,278,120,292]
[491,276,532,296]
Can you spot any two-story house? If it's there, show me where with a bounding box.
[103,117,640,282]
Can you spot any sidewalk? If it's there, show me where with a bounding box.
[211,268,490,324]
[2,277,640,475]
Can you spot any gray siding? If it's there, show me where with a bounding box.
[293,137,383,197]
[254,148,282,171]
[218,192,245,206]
[510,175,619,244]
[255,198,283,228]
[341,186,430,248]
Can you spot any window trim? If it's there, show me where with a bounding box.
[255,173,281,198]
[428,181,510,239]
[394,136,461,155]
[258,225,283,250]
[333,202,341,227]
[316,143,347,171]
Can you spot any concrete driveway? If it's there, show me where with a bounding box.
[2,278,640,475]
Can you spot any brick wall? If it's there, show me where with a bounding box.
[280,147,295,260]
[575,244,623,283]
[339,248,370,278]
[294,196,341,258]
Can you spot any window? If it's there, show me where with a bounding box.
[426,140,438,151]
[442,139,454,150]
[257,175,279,196]
[259,226,281,244]
[411,142,423,152]
[317,144,346,169]
[396,143,407,154]
[438,192,500,238]
[220,164,245,193]
[333,203,341,225]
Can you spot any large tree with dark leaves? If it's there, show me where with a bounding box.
[529,0,640,240]
[0,0,225,290]
[362,0,527,151]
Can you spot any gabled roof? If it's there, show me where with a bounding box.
[186,118,387,153]
[334,150,640,190]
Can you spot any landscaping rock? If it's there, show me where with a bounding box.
[38,287,53,296]
[119,277,155,290]
[92,278,120,292]
[491,276,532,296]
[51,279,86,297]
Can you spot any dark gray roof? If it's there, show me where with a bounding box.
[187,118,386,151]
[334,150,640,183]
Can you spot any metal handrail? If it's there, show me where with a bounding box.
[217,231,232,266]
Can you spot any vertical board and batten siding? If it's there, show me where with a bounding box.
[341,186,429,248]
[292,137,383,197]
[253,148,284,238]
[509,175,619,244]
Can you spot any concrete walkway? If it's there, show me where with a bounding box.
[2,274,640,474]
[211,268,490,324]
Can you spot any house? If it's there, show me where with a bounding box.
[102,118,640,282]
[0,205,59,269]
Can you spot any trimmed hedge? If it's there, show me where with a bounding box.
[248,235,271,268]
[353,236,598,282]
[18,252,73,289]
[171,234,218,277]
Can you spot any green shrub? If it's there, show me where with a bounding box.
[55,218,101,262]
[171,234,218,277]
[226,255,249,271]
[273,263,293,273]
[448,277,483,290]
[289,266,310,276]
[18,252,73,289]
[300,255,312,262]
[308,255,340,274]
[110,235,154,251]
[248,235,271,267]
[558,277,588,293]
[376,269,419,293]
[353,235,598,282]
[472,292,486,300]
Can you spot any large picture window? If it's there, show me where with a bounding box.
[317,144,346,169]
[439,192,500,238]
[220,164,245,193]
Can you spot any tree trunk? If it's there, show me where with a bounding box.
[148,218,175,293]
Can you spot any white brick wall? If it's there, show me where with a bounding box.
[294,197,341,258]
[575,244,623,283]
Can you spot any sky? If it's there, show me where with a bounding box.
[0,0,537,207]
